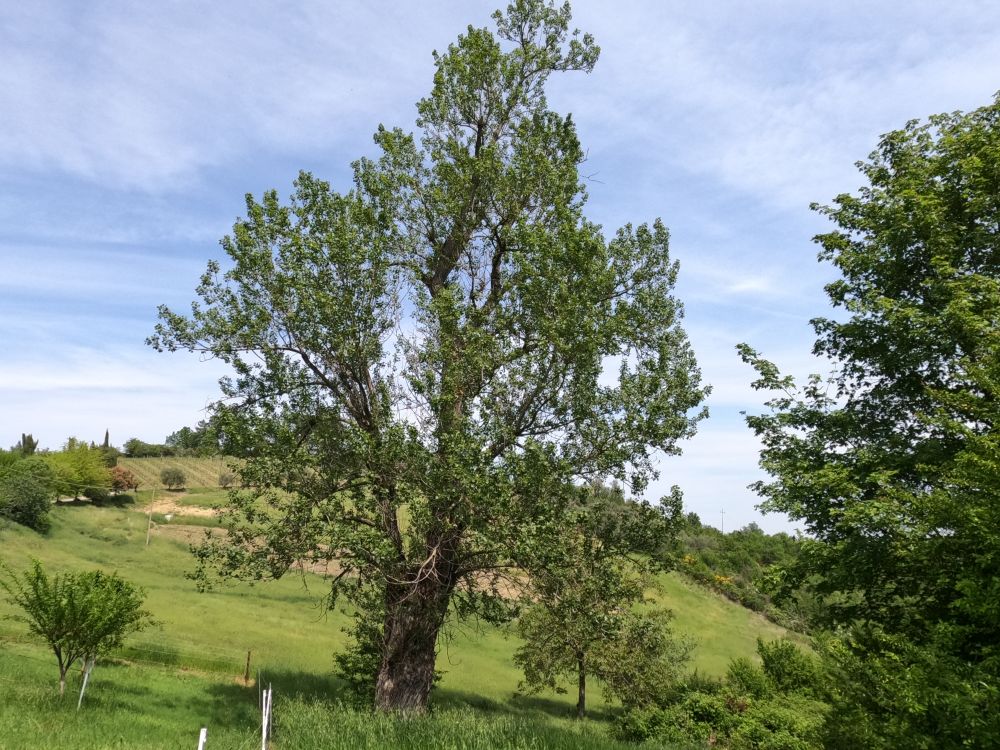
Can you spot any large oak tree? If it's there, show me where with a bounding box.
[151,0,706,712]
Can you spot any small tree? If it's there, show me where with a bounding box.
[109,466,140,495]
[515,563,691,718]
[218,471,235,489]
[0,560,152,696]
[160,467,186,490]
[515,483,691,718]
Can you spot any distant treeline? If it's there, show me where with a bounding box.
[124,418,227,458]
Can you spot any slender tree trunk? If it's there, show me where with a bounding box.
[56,652,68,697]
[576,651,586,719]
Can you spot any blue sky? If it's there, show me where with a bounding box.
[2,1,999,532]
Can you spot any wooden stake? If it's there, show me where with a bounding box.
[244,650,252,686]
[146,488,156,546]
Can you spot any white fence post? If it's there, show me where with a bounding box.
[197,727,207,750]
[261,683,272,750]
[77,656,96,710]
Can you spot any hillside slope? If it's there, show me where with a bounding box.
[0,497,807,747]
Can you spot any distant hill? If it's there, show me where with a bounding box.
[118,456,235,490]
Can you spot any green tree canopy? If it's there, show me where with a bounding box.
[43,440,111,502]
[0,561,152,696]
[514,482,691,718]
[740,95,1000,746]
[0,456,55,532]
[150,0,706,712]
[159,467,186,490]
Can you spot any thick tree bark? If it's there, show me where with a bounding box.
[576,651,586,719]
[373,558,457,713]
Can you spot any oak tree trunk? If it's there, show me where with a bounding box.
[576,651,586,719]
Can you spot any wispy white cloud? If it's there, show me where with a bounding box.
[560,0,1000,213]
[2,0,997,532]
[0,2,472,191]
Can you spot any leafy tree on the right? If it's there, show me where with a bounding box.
[740,97,1000,748]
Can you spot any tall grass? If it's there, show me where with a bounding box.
[274,701,651,750]
[0,487,803,748]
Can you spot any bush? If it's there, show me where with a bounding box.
[757,639,817,695]
[681,690,738,733]
[0,474,51,532]
[160,467,186,490]
[83,485,111,504]
[730,696,827,750]
[615,703,690,744]
[616,645,828,749]
[218,471,235,489]
[727,656,769,699]
[818,628,1000,749]
[110,466,140,494]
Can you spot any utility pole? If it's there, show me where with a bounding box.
[720,508,725,535]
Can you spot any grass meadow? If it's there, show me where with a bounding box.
[0,461,800,749]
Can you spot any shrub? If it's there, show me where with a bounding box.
[730,696,827,750]
[109,466,140,494]
[757,639,817,694]
[218,471,235,489]
[727,656,769,699]
[160,467,186,490]
[681,690,737,733]
[616,646,828,749]
[83,485,110,504]
[0,474,51,532]
[0,560,153,695]
[818,628,1000,749]
[615,704,689,744]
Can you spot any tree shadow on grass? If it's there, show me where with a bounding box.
[55,493,137,509]
[93,493,138,508]
[193,667,619,730]
[223,667,348,703]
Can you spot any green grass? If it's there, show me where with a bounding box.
[650,574,810,675]
[271,701,677,750]
[0,640,259,750]
[0,494,805,748]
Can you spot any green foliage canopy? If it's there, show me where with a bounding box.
[150,0,707,712]
[159,467,186,490]
[740,96,1000,745]
[43,440,111,501]
[0,560,152,696]
[0,456,55,532]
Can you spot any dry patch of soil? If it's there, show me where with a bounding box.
[149,493,218,518]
